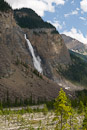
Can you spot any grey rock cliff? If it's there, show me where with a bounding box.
[24,29,71,80]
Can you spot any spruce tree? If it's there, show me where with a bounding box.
[54,88,72,130]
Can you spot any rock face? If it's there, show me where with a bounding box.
[0,11,33,77]
[24,29,71,80]
[0,10,72,104]
[14,8,71,80]
[62,34,87,54]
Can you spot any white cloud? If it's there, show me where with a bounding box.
[62,27,87,44]
[72,10,78,15]
[64,10,78,17]
[76,8,80,11]
[5,0,65,16]
[80,0,87,13]
[48,20,62,30]
[79,17,86,20]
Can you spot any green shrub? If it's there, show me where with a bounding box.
[33,69,43,79]
[33,31,40,36]
[51,30,59,34]
[15,58,20,65]
[82,107,87,129]
[26,106,33,113]
[42,104,48,115]
[21,61,29,68]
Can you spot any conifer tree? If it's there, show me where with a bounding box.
[54,88,72,130]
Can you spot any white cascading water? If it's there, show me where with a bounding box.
[24,34,43,73]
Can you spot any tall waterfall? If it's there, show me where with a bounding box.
[24,34,43,73]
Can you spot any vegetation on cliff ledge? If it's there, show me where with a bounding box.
[0,0,11,12]
[14,8,57,29]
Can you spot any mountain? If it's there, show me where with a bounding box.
[57,35,87,88]
[14,8,71,80]
[0,6,74,105]
[0,10,62,105]
[61,34,87,54]
[15,8,87,92]
[14,8,78,93]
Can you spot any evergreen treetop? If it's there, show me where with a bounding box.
[0,0,11,12]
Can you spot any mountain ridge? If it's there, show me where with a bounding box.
[61,34,87,55]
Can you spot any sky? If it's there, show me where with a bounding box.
[5,0,87,44]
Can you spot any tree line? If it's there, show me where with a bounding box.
[14,8,56,29]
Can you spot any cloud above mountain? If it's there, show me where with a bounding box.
[5,0,65,16]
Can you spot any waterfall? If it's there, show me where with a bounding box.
[24,34,43,73]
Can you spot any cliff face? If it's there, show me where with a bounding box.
[0,10,73,104]
[14,8,71,80]
[0,11,32,77]
[24,29,71,80]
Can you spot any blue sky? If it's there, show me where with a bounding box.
[6,0,87,44]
